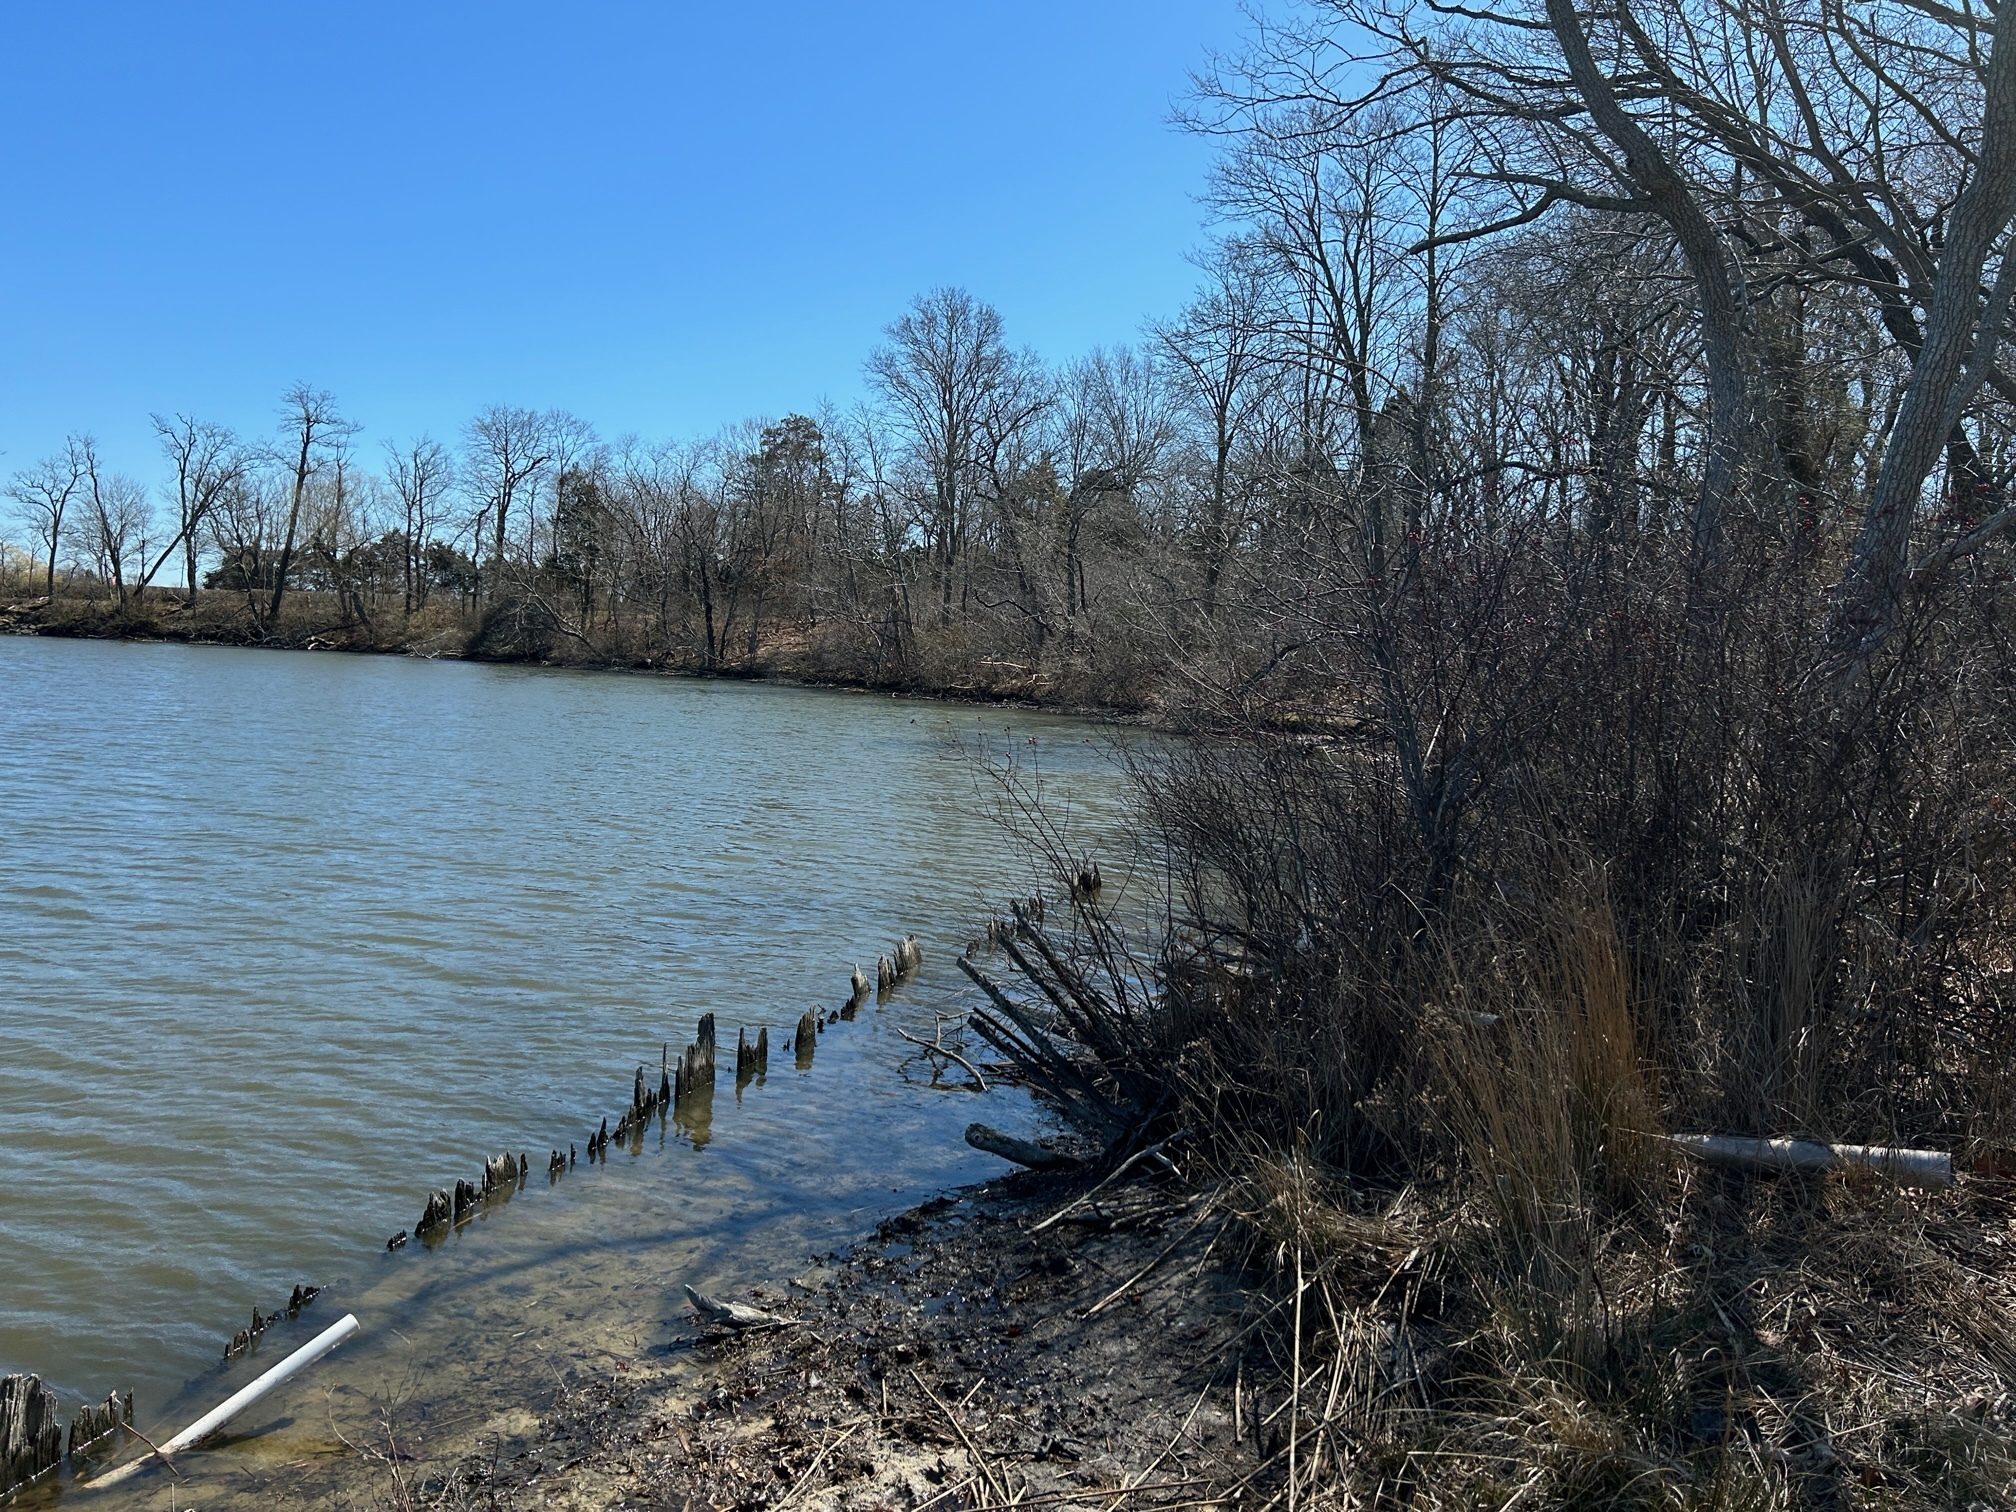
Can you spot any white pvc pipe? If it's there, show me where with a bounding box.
[88,1313,360,1488]
[1665,1135,1953,1188]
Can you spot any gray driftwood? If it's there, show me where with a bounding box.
[682,1284,792,1332]
[965,1122,1081,1171]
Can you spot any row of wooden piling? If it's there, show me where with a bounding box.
[875,934,923,992]
[223,1283,325,1360]
[1,1374,132,1501]
[1,930,942,1504]
[385,937,927,1254]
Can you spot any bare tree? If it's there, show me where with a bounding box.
[384,437,454,612]
[268,385,357,625]
[868,288,1047,625]
[1056,346,1177,626]
[1157,244,1274,615]
[75,439,153,607]
[5,437,90,598]
[151,414,244,605]
[463,404,553,601]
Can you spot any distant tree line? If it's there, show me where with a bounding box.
[5,0,2014,717]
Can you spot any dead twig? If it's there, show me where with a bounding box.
[1083,1193,1222,1318]
[909,1368,1011,1503]
[1029,1131,1191,1233]
[773,1418,865,1511]
[894,1024,989,1090]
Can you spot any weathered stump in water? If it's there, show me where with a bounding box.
[287,1284,321,1318]
[793,1007,818,1055]
[418,1187,452,1234]
[674,1013,719,1109]
[1,1373,65,1496]
[481,1152,518,1195]
[65,1389,129,1461]
[877,955,896,992]
[223,1305,270,1360]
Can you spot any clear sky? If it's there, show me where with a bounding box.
[0,2,1251,485]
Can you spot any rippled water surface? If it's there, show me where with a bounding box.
[0,636,1128,1499]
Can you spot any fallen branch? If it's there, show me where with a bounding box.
[1029,1131,1190,1233]
[908,1369,1010,1503]
[894,1025,988,1090]
[1082,1194,1221,1318]
[773,1419,865,1511]
[966,1122,1081,1171]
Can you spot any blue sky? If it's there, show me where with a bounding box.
[0,2,1251,484]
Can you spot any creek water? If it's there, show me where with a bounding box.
[0,636,1131,1505]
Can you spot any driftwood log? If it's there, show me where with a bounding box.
[965,1122,1081,1171]
[1,1374,64,1496]
[682,1284,792,1332]
[1665,1134,1953,1188]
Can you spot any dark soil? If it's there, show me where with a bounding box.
[407,1165,1262,1511]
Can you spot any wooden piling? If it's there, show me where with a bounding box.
[1,1374,65,1496]
[64,1390,129,1462]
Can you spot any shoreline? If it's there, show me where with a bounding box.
[0,593,1165,729]
[51,1156,1251,1512]
[381,1161,1249,1511]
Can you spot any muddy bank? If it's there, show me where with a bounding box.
[373,1163,1255,1511]
[414,1166,1253,1512]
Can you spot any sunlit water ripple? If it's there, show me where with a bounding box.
[0,637,1129,1455]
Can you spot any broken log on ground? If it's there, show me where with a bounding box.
[682,1285,792,1333]
[965,1122,1082,1171]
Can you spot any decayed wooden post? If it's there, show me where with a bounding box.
[1,1373,65,1496]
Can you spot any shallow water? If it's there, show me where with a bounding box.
[0,636,1128,1498]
